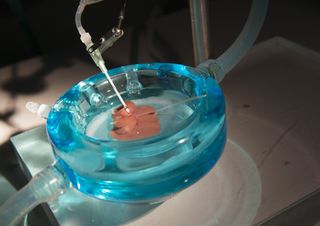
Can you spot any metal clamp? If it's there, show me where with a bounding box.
[87,27,124,54]
[86,0,128,55]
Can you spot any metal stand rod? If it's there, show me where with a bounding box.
[189,0,210,66]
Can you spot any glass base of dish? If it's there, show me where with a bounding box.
[11,127,261,226]
[49,139,261,226]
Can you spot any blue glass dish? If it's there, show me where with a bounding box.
[46,63,226,203]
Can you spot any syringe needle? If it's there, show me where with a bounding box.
[98,61,128,111]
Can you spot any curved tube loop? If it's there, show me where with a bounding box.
[198,0,269,83]
[0,166,67,226]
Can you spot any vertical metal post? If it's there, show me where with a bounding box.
[189,0,210,66]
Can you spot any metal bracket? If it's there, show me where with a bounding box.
[87,27,124,54]
[87,0,127,55]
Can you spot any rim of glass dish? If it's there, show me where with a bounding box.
[49,62,210,146]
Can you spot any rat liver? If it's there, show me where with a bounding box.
[110,101,160,140]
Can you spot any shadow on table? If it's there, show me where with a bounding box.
[0,133,27,189]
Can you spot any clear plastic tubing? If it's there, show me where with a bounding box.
[198,0,269,83]
[0,166,67,226]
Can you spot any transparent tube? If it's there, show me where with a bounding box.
[75,1,93,46]
[0,166,67,226]
[198,0,269,83]
[75,0,103,35]
[75,0,105,46]
[75,2,86,35]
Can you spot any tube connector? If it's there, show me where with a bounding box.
[80,32,93,46]
[26,102,51,119]
[198,0,269,83]
[198,59,226,83]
